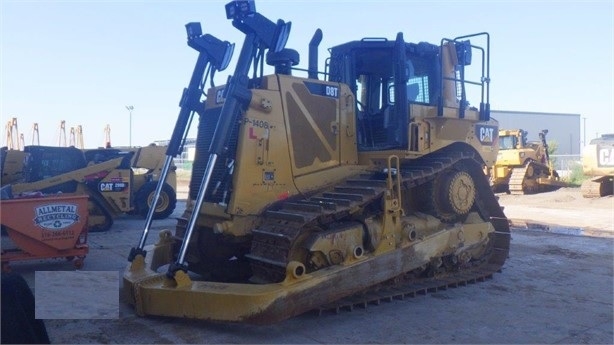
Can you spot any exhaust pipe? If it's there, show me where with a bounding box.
[308,29,322,79]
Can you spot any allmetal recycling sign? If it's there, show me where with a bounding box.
[34,202,81,230]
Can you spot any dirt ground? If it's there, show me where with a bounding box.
[496,187,613,235]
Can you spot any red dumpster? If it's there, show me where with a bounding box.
[1,194,89,270]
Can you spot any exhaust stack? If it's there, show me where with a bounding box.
[308,29,322,79]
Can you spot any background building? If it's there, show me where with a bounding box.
[491,110,581,155]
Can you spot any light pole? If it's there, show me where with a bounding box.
[125,105,134,147]
[583,117,586,146]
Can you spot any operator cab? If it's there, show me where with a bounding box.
[327,33,489,153]
[499,130,528,150]
[22,146,87,193]
[328,37,441,151]
[498,135,518,150]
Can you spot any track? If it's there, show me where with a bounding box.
[247,176,388,283]
[508,163,538,194]
[248,148,510,313]
[581,177,614,198]
[317,265,496,315]
[85,184,114,232]
[508,161,563,195]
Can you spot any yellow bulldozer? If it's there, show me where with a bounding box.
[124,0,510,324]
[2,144,177,232]
[581,133,614,197]
[490,128,568,194]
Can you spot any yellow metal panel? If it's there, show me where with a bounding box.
[228,87,299,216]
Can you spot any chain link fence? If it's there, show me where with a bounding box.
[550,154,582,179]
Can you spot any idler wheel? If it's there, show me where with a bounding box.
[525,163,535,178]
[425,169,476,222]
[441,170,476,215]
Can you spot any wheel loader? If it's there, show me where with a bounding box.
[581,133,614,197]
[4,144,177,232]
[490,129,568,194]
[83,144,178,218]
[124,0,510,324]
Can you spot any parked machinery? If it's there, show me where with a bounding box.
[490,129,568,194]
[83,144,178,218]
[581,134,614,197]
[124,0,509,324]
[6,144,177,232]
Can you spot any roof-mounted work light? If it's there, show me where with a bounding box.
[185,22,235,71]
[185,22,203,39]
[225,0,291,53]
[225,0,256,20]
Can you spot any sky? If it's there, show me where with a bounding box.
[1,0,613,149]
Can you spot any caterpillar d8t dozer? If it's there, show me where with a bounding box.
[490,129,568,194]
[581,134,614,198]
[124,0,510,324]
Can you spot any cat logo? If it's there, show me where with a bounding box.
[99,182,128,192]
[475,125,497,146]
[597,146,614,167]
